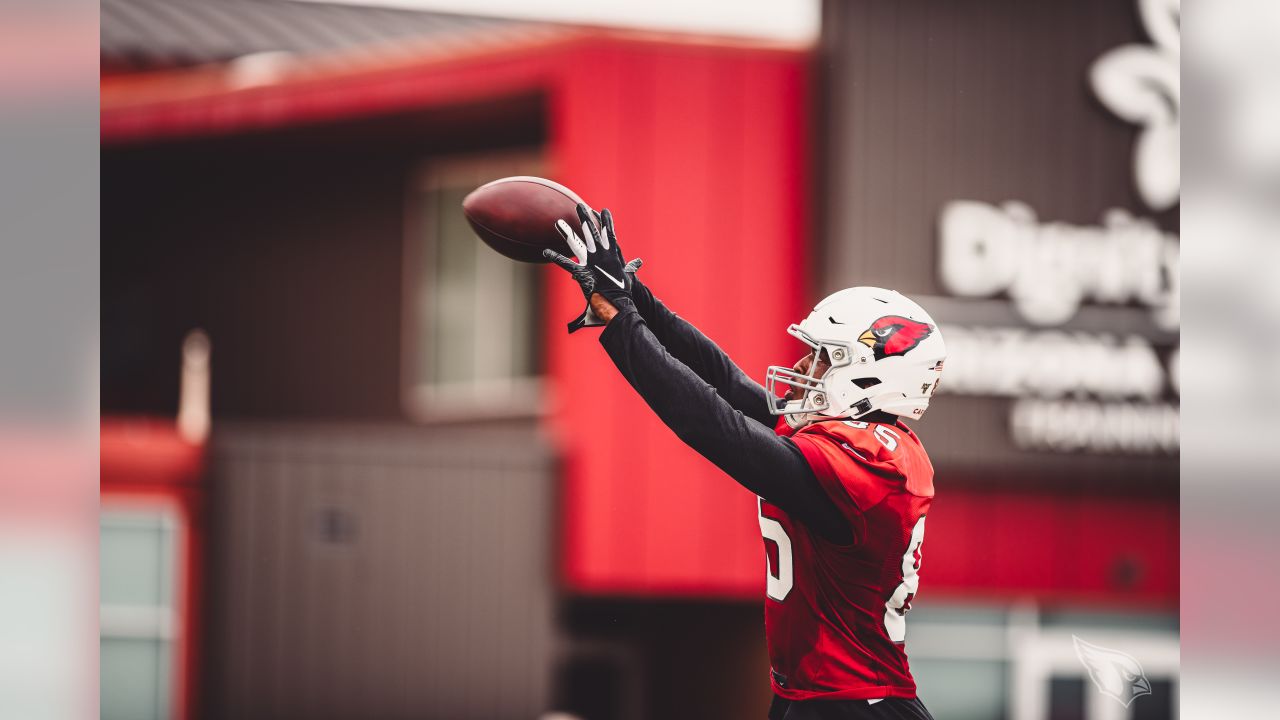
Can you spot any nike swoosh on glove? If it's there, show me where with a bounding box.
[543,204,643,333]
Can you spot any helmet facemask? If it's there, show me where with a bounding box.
[765,324,861,424]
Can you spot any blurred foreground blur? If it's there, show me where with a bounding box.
[1,0,99,717]
[1182,1,1280,717]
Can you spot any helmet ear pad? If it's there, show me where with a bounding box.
[812,342,879,419]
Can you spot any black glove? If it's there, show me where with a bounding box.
[543,204,643,332]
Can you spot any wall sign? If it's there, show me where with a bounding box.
[935,0,1180,456]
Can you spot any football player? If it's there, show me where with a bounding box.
[546,205,944,720]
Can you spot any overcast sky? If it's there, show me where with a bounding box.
[293,0,820,43]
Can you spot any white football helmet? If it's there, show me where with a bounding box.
[765,287,946,426]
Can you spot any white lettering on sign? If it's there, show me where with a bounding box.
[1011,399,1179,455]
[939,201,1179,330]
[1090,0,1180,211]
[938,325,1170,400]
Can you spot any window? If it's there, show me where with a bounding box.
[403,152,545,419]
[905,603,1179,720]
[100,507,181,720]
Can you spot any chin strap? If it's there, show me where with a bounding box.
[782,412,815,433]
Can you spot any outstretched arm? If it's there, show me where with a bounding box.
[627,278,777,427]
[540,207,847,543]
[595,296,850,544]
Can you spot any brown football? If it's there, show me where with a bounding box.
[461,176,591,263]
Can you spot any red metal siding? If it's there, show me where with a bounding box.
[100,33,576,142]
[927,490,1179,607]
[548,41,811,596]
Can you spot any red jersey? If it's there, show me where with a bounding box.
[760,417,935,701]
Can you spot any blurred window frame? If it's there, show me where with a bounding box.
[402,150,548,422]
[905,603,1179,719]
[100,500,184,720]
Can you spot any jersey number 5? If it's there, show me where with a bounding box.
[884,515,926,642]
[757,497,793,601]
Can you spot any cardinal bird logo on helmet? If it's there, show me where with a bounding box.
[858,316,933,360]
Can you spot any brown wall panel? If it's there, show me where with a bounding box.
[101,97,544,420]
[820,0,1179,483]
[821,0,1176,298]
[204,421,554,720]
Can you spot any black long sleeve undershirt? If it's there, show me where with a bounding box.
[599,296,852,545]
[627,278,777,427]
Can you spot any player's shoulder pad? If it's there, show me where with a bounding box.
[797,419,904,463]
[796,419,934,496]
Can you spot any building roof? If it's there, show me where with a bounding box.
[102,0,538,72]
[100,1,807,143]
